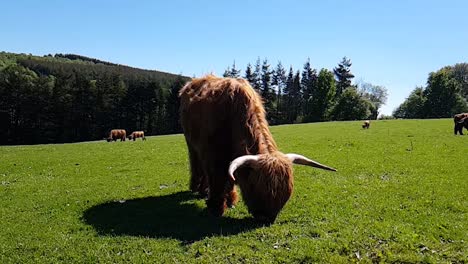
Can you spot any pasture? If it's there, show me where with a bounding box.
[0,119,466,263]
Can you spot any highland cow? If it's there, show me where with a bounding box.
[128,131,146,141]
[179,75,336,223]
[454,113,468,135]
[362,120,370,129]
[106,129,126,142]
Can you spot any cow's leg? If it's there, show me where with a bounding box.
[455,124,459,135]
[456,123,463,135]
[187,145,208,197]
[205,161,229,217]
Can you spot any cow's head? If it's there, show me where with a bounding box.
[229,151,336,223]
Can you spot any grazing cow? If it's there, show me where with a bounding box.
[454,113,468,135]
[128,131,146,141]
[362,120,370,129]
[106,129,126,142]
[179,75,336,223]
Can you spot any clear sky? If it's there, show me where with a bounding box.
[2,0,467,115]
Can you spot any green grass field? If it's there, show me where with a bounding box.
[0,119,466,263]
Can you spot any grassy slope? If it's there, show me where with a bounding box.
[0,119,466,263]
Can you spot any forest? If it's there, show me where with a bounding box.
[0,52,188,145]
[222,57,388,124]
[1,51,467,145]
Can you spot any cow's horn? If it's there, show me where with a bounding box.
[228,155,259,181]
[285,153,337,172]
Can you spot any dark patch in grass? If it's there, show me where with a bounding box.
[82,191,262,243]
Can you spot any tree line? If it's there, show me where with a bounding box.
[1,52,390,145]
[393,63,468,118]
[223,57,388,125]
[0,52,188,145]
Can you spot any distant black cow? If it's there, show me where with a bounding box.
[454,113,468,135]
[362,120,370,129]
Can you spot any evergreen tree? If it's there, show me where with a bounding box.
[301,58,318,121]
[222,67,231,78]
[223,61,241,78]
[230,61,241,78]
[252,57,262,92]
[272,61,286,121]
[260,59,275,120]
[307,69,336,122]
[244,63,255,85]
[283,67,302,123]
[333,56,355,97]
[166,76,185,133]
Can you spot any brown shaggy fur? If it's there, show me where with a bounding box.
[454,113,468,135]
[179,75,296,223]
[128,131,146,141]
[362,120,370,129]
[107,129,126,142]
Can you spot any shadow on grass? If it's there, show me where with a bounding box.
[82,191,262,243]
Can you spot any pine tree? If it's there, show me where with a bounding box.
[222,66,231,77]
[244,63,255,84]
[283,67,302,123]
[165,76,185,133]
[333,56,355,97]
[230,61,241,78]
[260,59,274,120]
[272,61,286,121]
[223,61,241,78]
[252,57,262,92]
[301,58,318,121]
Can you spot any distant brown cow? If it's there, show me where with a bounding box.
[128,131,146,141]
[454,113,468,135]
[179,75,336,223]
[106,129,126,142]
[362,120,370,129]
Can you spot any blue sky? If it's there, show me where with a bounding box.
[2,1,467,115]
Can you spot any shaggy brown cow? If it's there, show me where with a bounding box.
[106,129,126,142]
[128,131,146,141]
[454,113,468,135]
[362,120,370,129]
[179,75,336,223]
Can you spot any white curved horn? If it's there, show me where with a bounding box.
[286,153,337,172]
[228,155,260,181]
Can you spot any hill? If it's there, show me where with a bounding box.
[0,51,190,145]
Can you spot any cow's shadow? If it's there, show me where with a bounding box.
[82,191,262,243]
